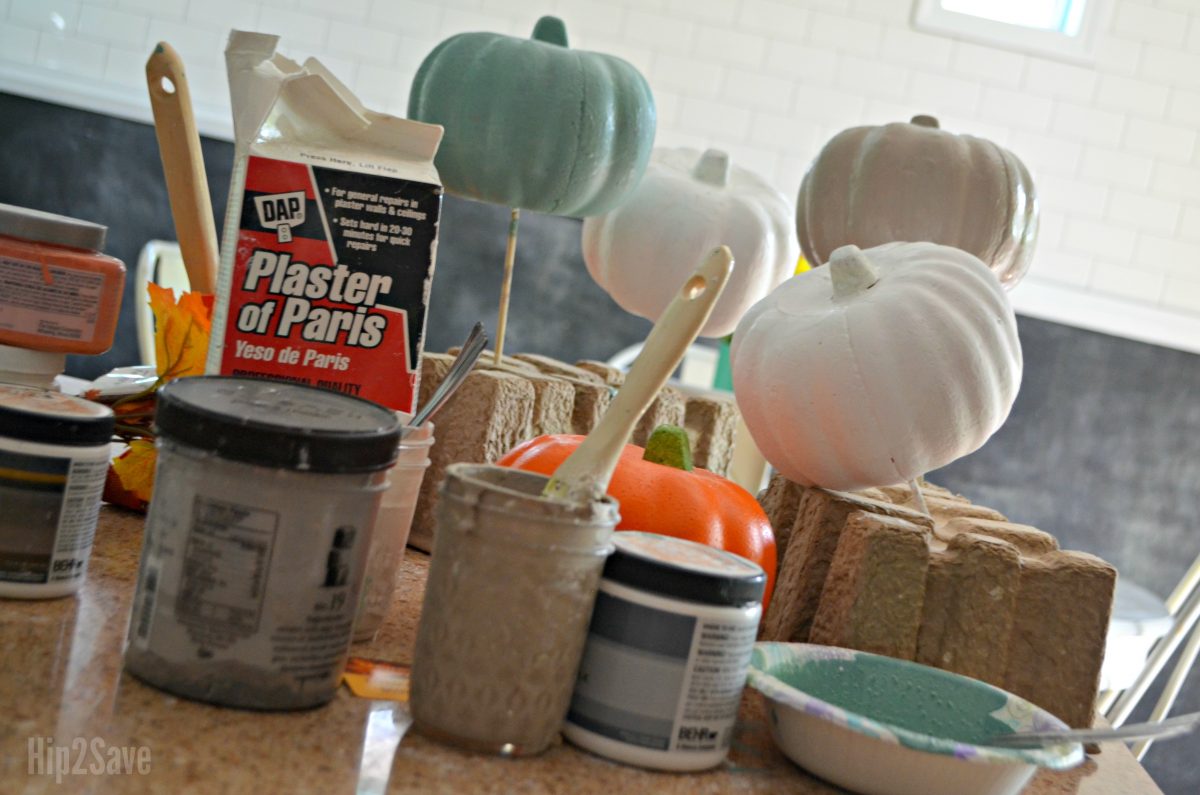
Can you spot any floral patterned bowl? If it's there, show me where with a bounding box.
[747,643,1085,795]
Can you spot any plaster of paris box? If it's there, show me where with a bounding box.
[207,31,443,412]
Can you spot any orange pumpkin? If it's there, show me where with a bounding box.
[497,428,777,608]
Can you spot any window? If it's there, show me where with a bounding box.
[913,0,1108,63]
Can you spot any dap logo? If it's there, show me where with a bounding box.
[253,191,306,243]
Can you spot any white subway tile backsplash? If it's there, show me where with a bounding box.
[765,40,836,85]
[1080,145,1154,190]
[1090,33,1143,77]
[327,22,399,64]
[737,0,808,40]
[880,28,953,71]
[1140,46,1200,90]
[186,0,259,32]
[1,23,38,64]
[863,98,917,125]
[1063,218,1136,262]
[1161,274,1200,313]
[678,95,751,140]
[1051,102,1125,146]
[12,0,79,31]
[749,109,819,152]
[709,137,779,178]
[1091,262,1165,303]
[1107,189,1182,235]
[1035,250,1093,287]
[117,0,184,19]
[850,0,910,24]
[77,5,146,48]
[1012,130,1083,177]
[651,87,681,125]
[1036,174,1110,219]
[622,9,693,55]
[102,46,144,90]
[1151,161,1200,201]
[1112,1,1188,47]
[807,11,883,55]
[299,0,368,22]
[1023,57,1097,100]
[1125,117,1198,161]
[1137,234,1200,275]
[580,36,654,74]
[439,8,514,35]
[835,53,909,100]
[1181,205,1200,241]
[366,0,441,36]
[145,19,225,64]
[1166,88,1200,127]
[259,7,329,49]
[977,85,1053,132]
[794,82,865,125]
[949,41,1026,89]
[907,70,980,115]
[1095,74,1170,116]
[722,66,796,111]
[694,24,767,69]
[35,31,104,76]
[666,0,735,25]
[652,52,724,97]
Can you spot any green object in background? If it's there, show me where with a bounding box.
[407,16,657,218]
[713,335,733,392]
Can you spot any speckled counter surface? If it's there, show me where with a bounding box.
[1,507,1163,794]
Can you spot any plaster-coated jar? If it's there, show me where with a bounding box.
[0,384,114,599]
[563,531,765,771]
[124,376,399,710]
[410,464,618,755]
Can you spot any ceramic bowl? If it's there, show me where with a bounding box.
[747,643,1084,795]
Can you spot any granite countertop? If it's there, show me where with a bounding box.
[1,506,1164,794]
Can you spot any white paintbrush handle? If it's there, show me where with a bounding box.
[546,246,734,502]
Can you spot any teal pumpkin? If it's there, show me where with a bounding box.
[408,16,656,217]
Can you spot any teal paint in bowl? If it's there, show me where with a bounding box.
[748,643,1084,795]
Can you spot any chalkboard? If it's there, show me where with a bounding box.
[1,93,1196,794]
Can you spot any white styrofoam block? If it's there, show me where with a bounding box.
[977,85,1053,132]
[1095,74,1171,117]
[678,95,752,140]
[949,40,1026,89]
[622,9,694,55]
[1011,129,1084,177]
[652,52,723,97]
[834,53,910,100]
[1107,189,1182,235]
[1038,174,1109,219]
[1167,88,1200,127]
[1023,56,1098,99]
[737,0,809,40]
[1136,234,1200,275]
[722,66,797,111]
[1162,274,1200,313]
[807,10,884,55]
[34,32,105,77]
[366,0,440,36]
[765,41,836,85]
[1062,218,1138,261]
[11,0,80,31]
[77,5,148,48]
[1051,101,1126,146]
[694,24,767,69]
[299,0,369,21]
[1091,261,1166,304]
[258,7,329,49]
[666,0,735,25]
[1080,144,1154,190]
[794,83,865,125]
[1112,0,1188,48]
[879,27,954,71]
[1151,161,1200,201]
[1125,117,1198,161]
[906,70,981,115]
[1141,46,1200,90]
[0,24,39,64]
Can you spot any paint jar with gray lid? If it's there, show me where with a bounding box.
[563,531,765,771]
[124,376,399,710]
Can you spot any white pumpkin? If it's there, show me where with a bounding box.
[583,147,798,338]
[731,242,1022,491]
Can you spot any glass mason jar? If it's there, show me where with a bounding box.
[410,463,618,755]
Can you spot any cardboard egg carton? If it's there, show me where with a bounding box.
[758,474,1116,730]
[407,350,739,552]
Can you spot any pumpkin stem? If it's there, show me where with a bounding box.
[693,149,731,188]
[829,245,879,299]
[643,425,694,472]
[910,114,939,128]
[532,16,569,47]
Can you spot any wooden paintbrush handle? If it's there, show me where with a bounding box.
[146,42,218,295]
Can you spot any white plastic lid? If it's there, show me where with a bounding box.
[0,344,66,379]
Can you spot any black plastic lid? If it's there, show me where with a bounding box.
[0,384,115,447]
[603,531,766,607]
[155,376,400,473]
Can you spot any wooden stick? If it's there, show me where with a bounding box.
[145,42,219,295]
[494,208,520,364]
[908,478,930,517]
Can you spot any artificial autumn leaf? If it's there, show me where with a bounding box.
[112,439,157,504]
[147,282,212,381]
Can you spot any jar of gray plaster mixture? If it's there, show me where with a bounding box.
[124,376,399,709]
